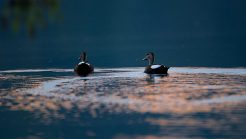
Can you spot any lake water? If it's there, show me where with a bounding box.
[0,67,246,139]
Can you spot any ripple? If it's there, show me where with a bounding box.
[0,67,245,138]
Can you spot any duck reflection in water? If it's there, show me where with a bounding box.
[145,74,169,84]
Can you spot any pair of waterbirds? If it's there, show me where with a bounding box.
[74,52,169,76]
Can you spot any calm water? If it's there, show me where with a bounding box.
[0,67,246,139]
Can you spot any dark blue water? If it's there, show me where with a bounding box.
[0,67,246,139]
[1,0,246,69]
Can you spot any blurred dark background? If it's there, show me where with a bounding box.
[0,0,246,70]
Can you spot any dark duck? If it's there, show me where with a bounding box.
[74,52,94,76]
[142,52,169,74]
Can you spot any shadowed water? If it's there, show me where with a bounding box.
[0,67,246,139]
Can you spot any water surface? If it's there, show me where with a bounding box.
[0,67,246,139]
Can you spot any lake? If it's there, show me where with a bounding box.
[0,67,246,139]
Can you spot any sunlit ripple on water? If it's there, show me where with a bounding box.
[0,67,246,139]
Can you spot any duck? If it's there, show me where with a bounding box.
[74,52,94,76]
[142,52,169,74]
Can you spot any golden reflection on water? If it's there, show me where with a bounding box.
[0,69,245,119]
[0,68,246,138]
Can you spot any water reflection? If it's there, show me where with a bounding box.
[145,74,169,84]
[0,0,61,37]
[0,67,246,138]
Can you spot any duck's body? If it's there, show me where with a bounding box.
[74,52,94,76]
[74,62,94,76]
[144,65,169,74]
[142,52,169,74]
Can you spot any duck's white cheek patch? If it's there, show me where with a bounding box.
[151,65,161,69]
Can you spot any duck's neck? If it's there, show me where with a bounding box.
[80,52,87,62]
[148,57,154,66]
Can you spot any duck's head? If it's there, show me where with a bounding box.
[78,51,87,62]
[142,52,155,65]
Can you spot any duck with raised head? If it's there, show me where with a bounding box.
[74,52,94,76]
[142,52,169,74]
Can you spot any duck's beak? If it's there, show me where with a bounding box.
[142,57,147,61]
